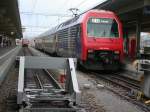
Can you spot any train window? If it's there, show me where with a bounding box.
[87,18,119,38]
[76,25,81,38]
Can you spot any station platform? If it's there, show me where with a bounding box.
[0,46,21,85]
[0,46,16,57]
[122,58,144,82]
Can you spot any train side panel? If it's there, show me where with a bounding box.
[56,24,81,58]
[44,35,56,54]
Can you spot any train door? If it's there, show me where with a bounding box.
[129,38,136,59]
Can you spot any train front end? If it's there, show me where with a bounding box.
[22,39,29,47]
[81,10,124,70]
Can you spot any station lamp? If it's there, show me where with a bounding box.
[11,31,14,35]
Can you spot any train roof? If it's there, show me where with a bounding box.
[37,10,115,38]
[38,14,84,38]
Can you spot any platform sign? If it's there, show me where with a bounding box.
[90,18,112,24]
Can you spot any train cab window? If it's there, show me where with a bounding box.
[87,18,119,38]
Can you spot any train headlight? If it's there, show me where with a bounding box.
[114,51,119,54]
[88,50,94,53]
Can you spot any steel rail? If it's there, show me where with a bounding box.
[34,73,44,89]
[19,47,81,112]
[91,72,150,112]
[92,72,140,91]
[44,69,62,89]
[105,85,150,112]
[108,75,141,90]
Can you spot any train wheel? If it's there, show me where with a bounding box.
[143,71,150,98]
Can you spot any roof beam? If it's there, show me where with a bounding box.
[117,1,144,15]
[144,0,150,5]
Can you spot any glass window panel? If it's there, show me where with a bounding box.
[87,18,119,38]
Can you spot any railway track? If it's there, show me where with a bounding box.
[97,73,140,91]
[1,47,24,112]
[23,47,60,91]
[33,47,150,111]
[19,47,81,112]
[86,71,150,112]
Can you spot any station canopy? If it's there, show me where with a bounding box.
[0,0,22,38]
[93,0,150,32]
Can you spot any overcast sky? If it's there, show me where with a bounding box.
[18,0,106,39]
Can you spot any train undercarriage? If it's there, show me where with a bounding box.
[79,50,121,70]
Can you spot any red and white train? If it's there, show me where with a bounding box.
[34,10,124,70]
[22,38,29,47]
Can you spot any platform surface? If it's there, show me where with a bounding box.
[0,46,16,57]
[0,46,21,85]
[122,58,144,81]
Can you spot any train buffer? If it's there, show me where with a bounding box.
[17,56,82,112]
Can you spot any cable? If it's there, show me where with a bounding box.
[22,25,51,28]
[20,12,71,17]
[23,31,46,32]
[74,0,87,8]
[60,0,69,10]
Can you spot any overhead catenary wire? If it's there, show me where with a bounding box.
[74,0,87,8]
[69,0,89,16]
[20,12,71,17]
[23,25,52,28]
[21,0,93,38]
[60,0,70,10]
